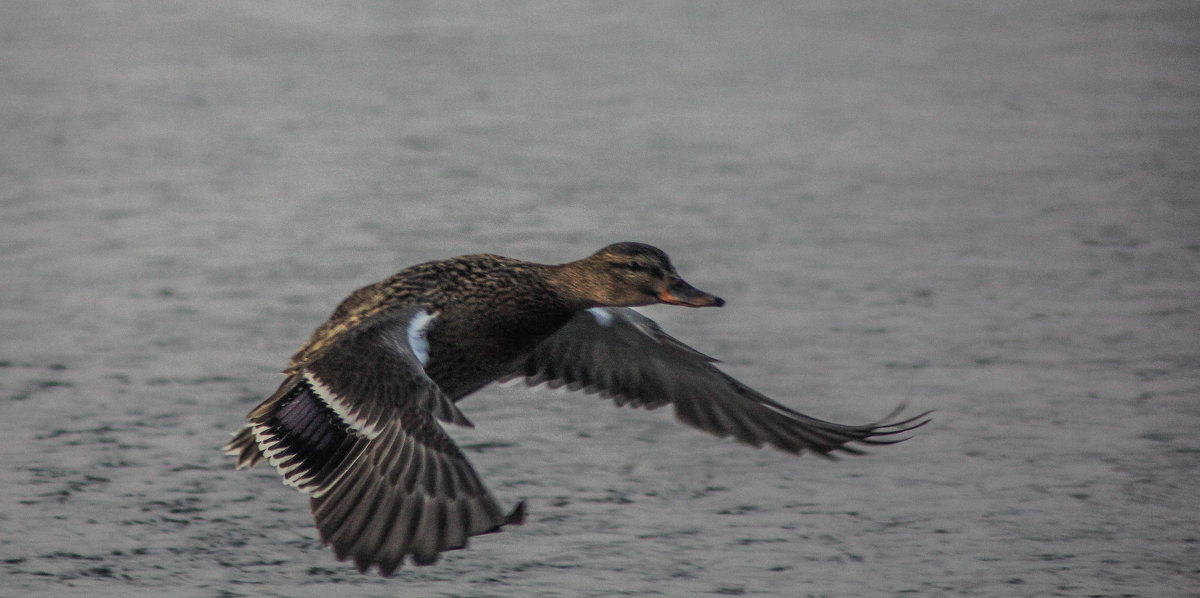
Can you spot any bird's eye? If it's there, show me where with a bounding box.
[624,262,644,272]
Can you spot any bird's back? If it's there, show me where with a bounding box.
[291,253,576,399]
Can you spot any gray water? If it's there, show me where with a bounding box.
[2,2,1198,596]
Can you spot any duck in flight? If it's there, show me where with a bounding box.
[223,242,930,576]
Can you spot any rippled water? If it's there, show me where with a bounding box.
[3,2,1199,596]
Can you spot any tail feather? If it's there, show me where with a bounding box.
[223,425,265,469]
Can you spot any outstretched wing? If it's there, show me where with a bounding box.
[503,307,930,458]
[308,416,525,574]
[224,305,522,575]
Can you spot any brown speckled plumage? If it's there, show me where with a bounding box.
[295,253,576,398]
[223,242,930,576]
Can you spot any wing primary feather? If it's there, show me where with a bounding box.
[411,498,443,565]
[375,494,412,576]
[512,308,931,458]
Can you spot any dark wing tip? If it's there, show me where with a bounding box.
[351,500,526,575]
[867,407,934,437]
[505,501,527,526]
[848,407,934,448]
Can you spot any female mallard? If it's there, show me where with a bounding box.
[223,241,929,575]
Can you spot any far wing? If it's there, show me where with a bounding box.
[503,307,930,458]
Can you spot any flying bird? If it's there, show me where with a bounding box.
[223,242,930,575]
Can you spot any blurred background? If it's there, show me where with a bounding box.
[2,2,1198,596]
